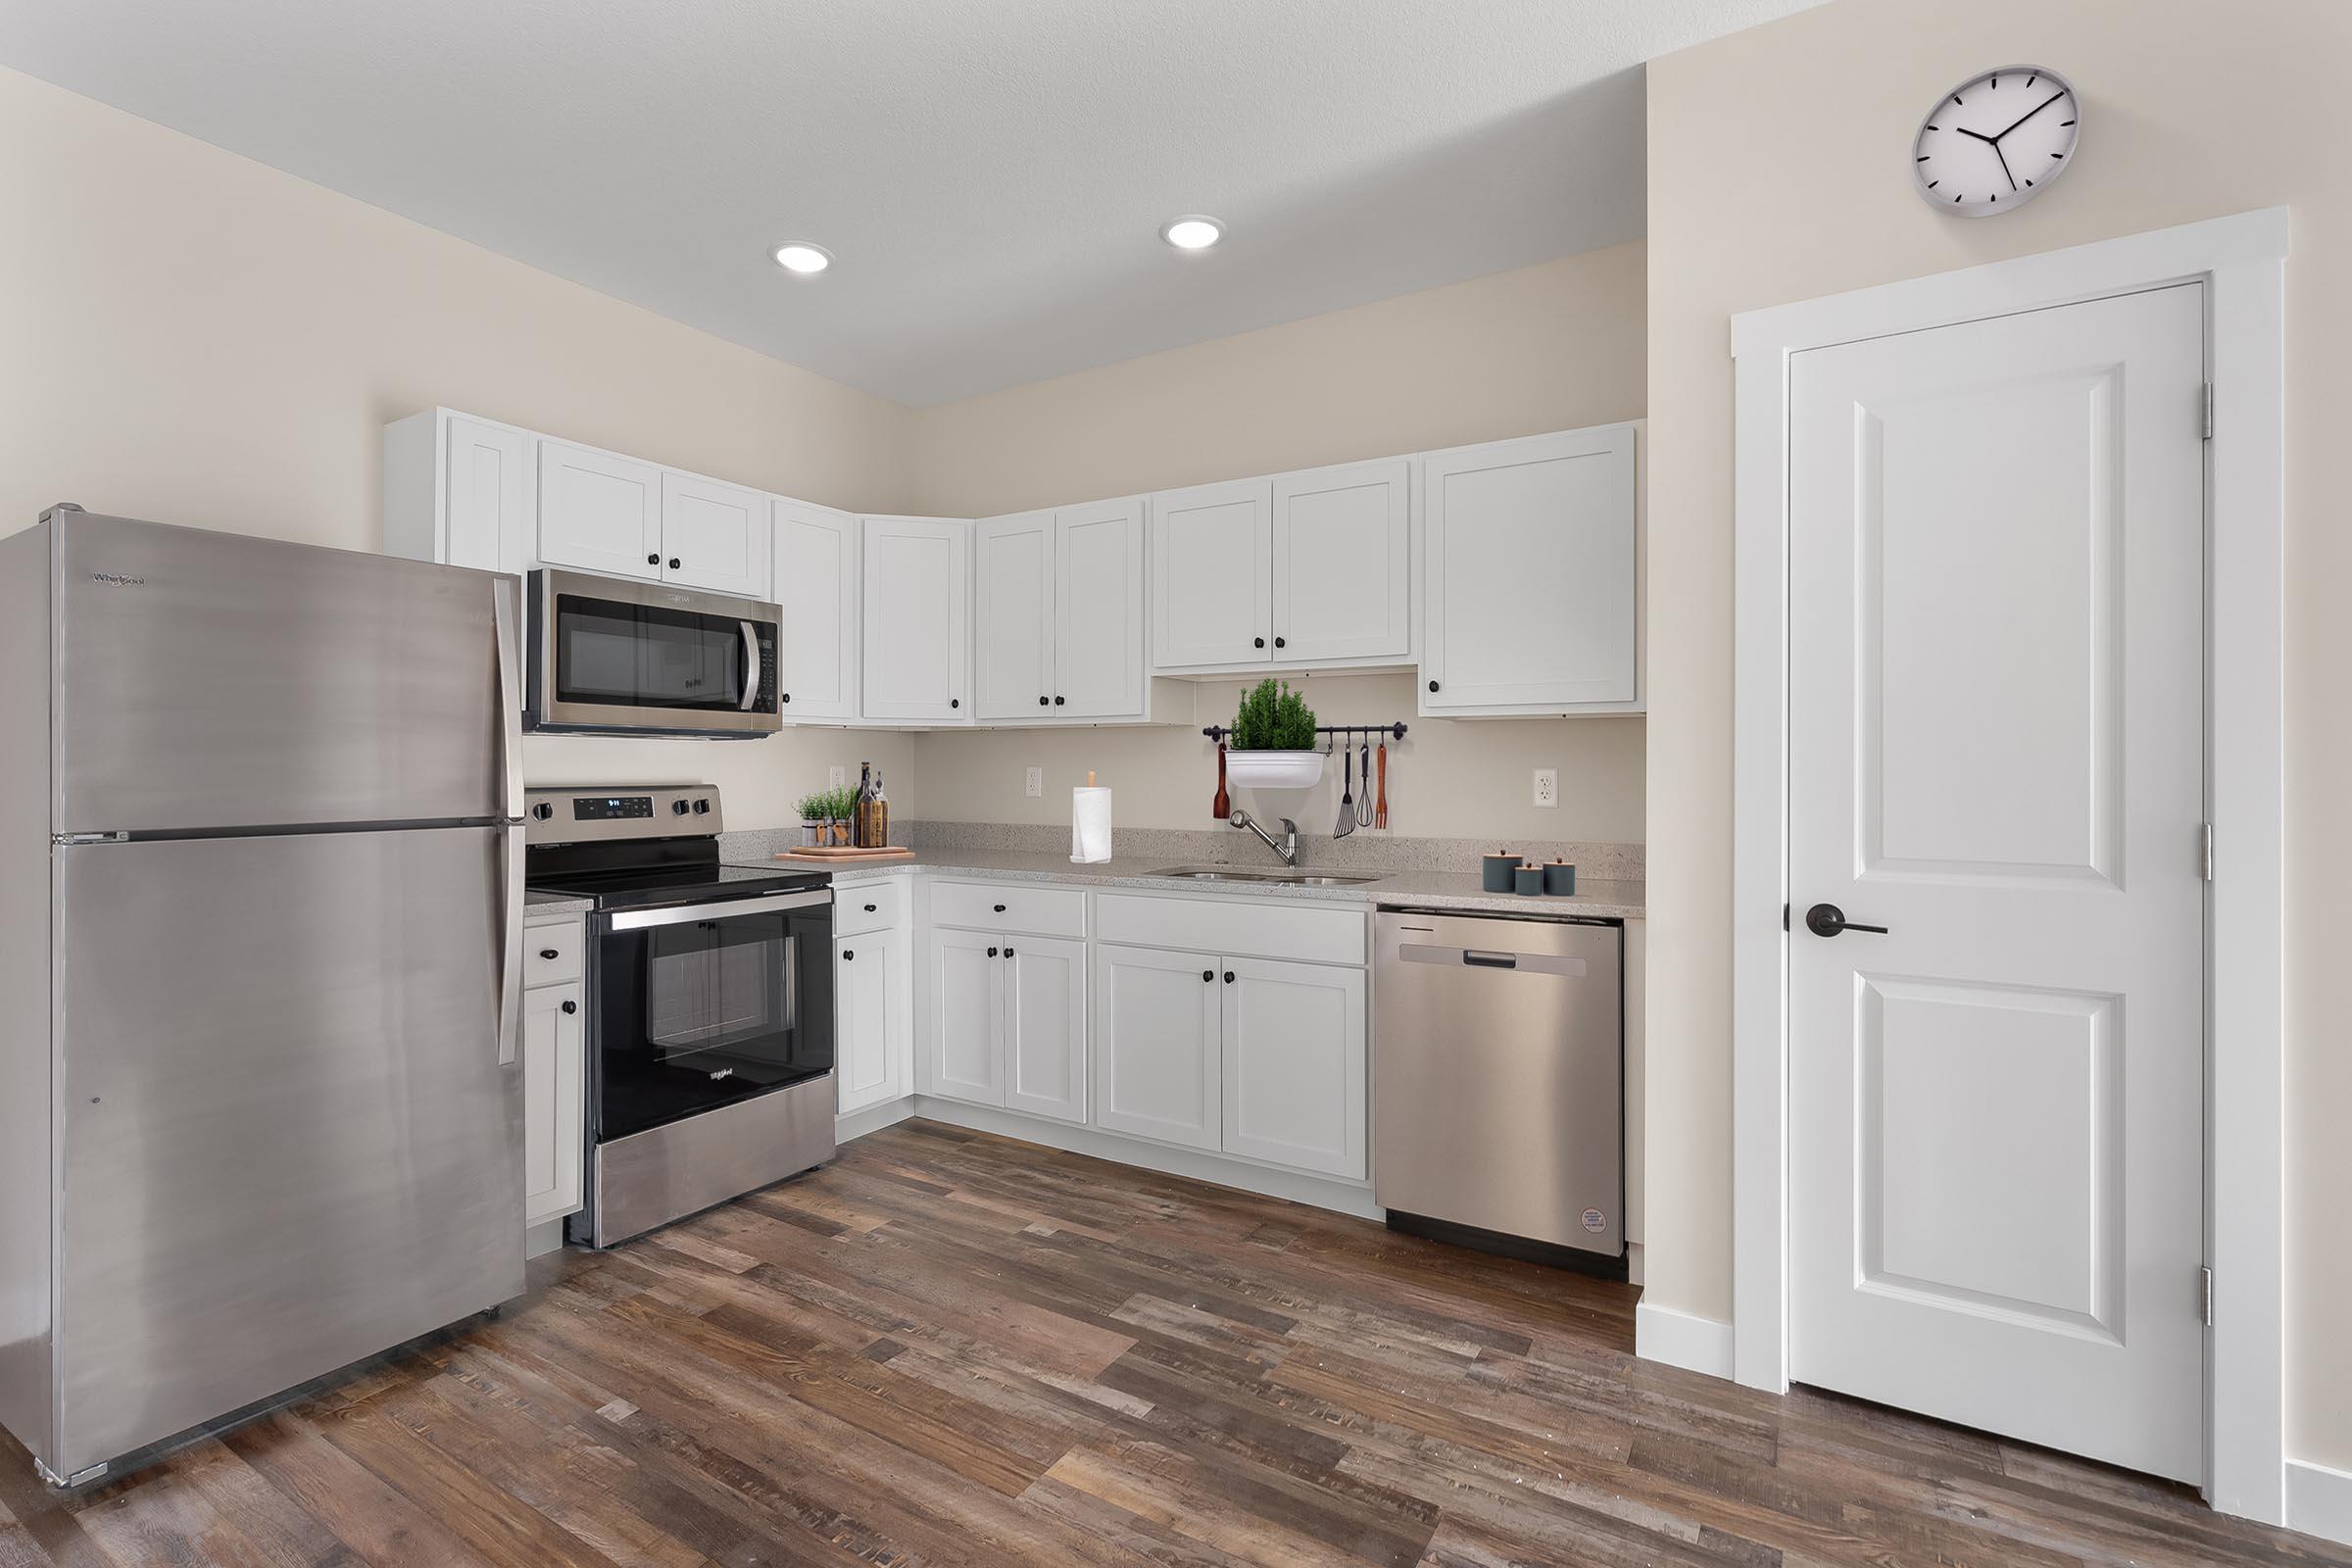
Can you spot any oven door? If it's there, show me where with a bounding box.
[591,887,833,1142]
[532,568,780,735]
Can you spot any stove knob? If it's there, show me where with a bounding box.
[529,803,555,821]
[693,799,711,814]
[671,800,691,815]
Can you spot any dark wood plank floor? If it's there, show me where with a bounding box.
[3,1118,2343,1567]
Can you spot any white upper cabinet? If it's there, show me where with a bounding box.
[536,439,664,581]
[972,510,1056,719]
[385,410,533,577]
[1271,459,1410,665]
[1421,424,1641,715]
[1055,499,1146,717]
[1152,479,1273,669]
[861,515,970,722]
[772,498,859,720]
[974,498,1147,721]
[659,470,770,598]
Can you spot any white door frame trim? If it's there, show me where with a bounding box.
[1729,207,2289,1522]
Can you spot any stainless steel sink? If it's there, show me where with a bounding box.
[1144,864,1381,887]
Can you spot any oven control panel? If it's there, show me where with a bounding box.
[523,785,722,844]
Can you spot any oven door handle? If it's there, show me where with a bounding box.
[607,888,832,930]
[739,619,762,712]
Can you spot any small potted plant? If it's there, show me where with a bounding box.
[795,791,831,848]
[824,786,858,846]
[1224,677,1325,790]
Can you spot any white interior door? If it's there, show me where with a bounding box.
[660,471,771,598]
[1055,499,1146,716]
[772,498,858,719]
[973,511,1056,719]
[1787,283,2207,1482]
[536,439,662,580]
[1151,479,1272,669]
[1272,460,1410,664]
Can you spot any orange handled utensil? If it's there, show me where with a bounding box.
[1374,738,1389,829]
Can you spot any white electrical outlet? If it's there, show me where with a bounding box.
[1533,768,1558,808]
[1025,766,1043,799]
[828,765,845,789]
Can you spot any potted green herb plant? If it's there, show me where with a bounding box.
[1223,677,1325,790]
[823,785,858,846]
[795,791,831,848]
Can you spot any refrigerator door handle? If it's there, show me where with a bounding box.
[493,577,525,819]
[738,619,761,712]
[497,825,523,1067]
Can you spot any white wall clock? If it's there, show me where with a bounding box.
[1913,66,2079,217]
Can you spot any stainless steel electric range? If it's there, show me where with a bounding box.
[524,784,834,1248]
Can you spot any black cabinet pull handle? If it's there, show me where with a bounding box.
[782,693,792,704]
[1004,947,1016,958]
[1428,679,1440,693]
[951,698,960,709]
[1274,636,1286,649]
[1223,970,1236,984]
[561,1000,577,1014]
[1201,969,1214,982]
[1804,903,1888,938]
[668,557,681,569]
[646,553,660,565]
[843,949,855,960]
[993,904,1006,912]
[1039,696,1049,706]
[538,948,559,960]
[862,903,877,912]
[1253,636,1265,649]
[1054,695,1065,706]
[987,946,999,957]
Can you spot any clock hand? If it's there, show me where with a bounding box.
[1956,127,1998,143]
[1992,139,2017,192]
[1990,91,2067,142]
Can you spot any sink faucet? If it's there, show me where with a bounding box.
[1228,808,1299,867]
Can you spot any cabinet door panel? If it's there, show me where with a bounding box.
[1004,936,1087,1122]
[1056,499,1146,717]
[1092,943,1221,1150]
[925,929,1004,1105]
[445,416,529,576]
[1273,460,1410,663]
[1152,479,1272,669]
[773,498,858,719]
[537,440,662,580]
[862,516,969,721]
[523,984,585,1226]
[661,471,771,598]
[1221,957,1365,1179]
[973,511,1056,719]
[836,929,907,1114]
[1423,427,1637,710]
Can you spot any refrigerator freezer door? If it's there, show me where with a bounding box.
[54,513,514,834]
[52,827,522,1477]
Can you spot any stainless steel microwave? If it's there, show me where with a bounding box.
[528,568,781,736]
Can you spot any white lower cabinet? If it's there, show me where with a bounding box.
[1092,943,1224,1152]
[1220,957,1366,1179]
[835,927,910,1114]
[1004,936,1087,1123]
[521,978,584,1230]
[926,928,1005,1104]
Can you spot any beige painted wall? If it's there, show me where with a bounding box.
[1643,0,2352,1468]
[0,66,916,826]
[905,242,1648,837]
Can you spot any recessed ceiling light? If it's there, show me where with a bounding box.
[1159,216,1224,251]
[771,242,832,275]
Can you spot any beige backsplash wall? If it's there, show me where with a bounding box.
[0,64,917,829]
[904,240,1647,842]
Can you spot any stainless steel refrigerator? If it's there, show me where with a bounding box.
[0,506,527,1486]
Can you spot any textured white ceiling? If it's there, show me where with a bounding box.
[0,0,1823,407]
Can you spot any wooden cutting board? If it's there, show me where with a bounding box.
[773,846,915,862]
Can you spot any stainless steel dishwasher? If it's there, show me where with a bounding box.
[1374,908,1624,1271]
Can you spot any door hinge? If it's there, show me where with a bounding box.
[2200,1265,2215,1327]
[2203,381,2215,441]
[2201,822,2215,882]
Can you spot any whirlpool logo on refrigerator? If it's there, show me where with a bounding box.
[89,572,145,587]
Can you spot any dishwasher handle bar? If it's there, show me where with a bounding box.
[1396,942,1589,979]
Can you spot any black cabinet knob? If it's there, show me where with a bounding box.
[782,693,792,704]
[843,949,855,960]
[1804,903,1889,938]
[1223,970,1236,984]
[1054,695,1065,706]
[561,1000,577,1014]
[862,903,877,912]
[1428,679,1440,692]
[1004,947,1016,957]
[538,948,559,960]
[1039,696,1049,706]
[993,904,1006,912]
[668,557,681,569]
[1274,637,1286,649]
[1253,636,1265,649]
[951,698,960,709]
[987,946,999,957]
[646,553,660,565]
[1201,969,1214,982]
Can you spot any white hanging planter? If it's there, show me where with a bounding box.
[1225,750,1326,791]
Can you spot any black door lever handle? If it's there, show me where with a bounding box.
[1805,903,1888,938]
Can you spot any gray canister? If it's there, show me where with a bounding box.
[1544,860,1577,896]
[1513,863,1546,896]
[1482,853,1521,893]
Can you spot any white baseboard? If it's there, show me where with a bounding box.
[905,1096,1385,1221]
[1627,1241,1644,1288]
[835,1098,920,1146]
[1635,1299,1735,1381]
[2287,1460,2352,1547]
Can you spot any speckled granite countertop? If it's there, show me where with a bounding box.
[770,847,1643,920]
[523,890,595,916]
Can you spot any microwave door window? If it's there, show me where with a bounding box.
[557,597,746,712]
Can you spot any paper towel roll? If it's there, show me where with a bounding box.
[1071,786,1112,863]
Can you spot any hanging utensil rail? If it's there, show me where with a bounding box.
[1200,721,1409,743]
